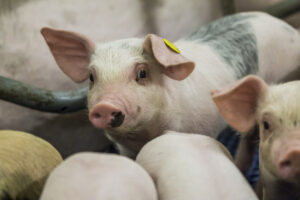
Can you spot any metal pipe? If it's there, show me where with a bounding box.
[262,0,300,18]
[0,75,87,113]
[220,0,300,18]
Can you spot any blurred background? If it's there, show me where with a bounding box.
[0,0,299,158]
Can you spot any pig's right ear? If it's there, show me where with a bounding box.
[211,75,268,133]
[41,27,95,83]
[143,34,195,81]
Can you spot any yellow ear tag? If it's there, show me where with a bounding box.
[163,38,181,54]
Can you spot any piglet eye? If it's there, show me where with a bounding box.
[136,69,148,83]
[135,64,149,84]
[138,69,147,79]
[263,121,270,130]
[89,74,94,82]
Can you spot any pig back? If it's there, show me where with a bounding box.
[163,12,300,140]
[137,132,259,200]
[40,152,158,200]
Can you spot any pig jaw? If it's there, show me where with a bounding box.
[261,175,300,200]
[260,152,300,200]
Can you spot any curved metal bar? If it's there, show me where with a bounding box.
[220,0,300,18]
[262,0,300,18]
[0,75,88,113]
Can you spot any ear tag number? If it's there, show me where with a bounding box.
[163,38,181,54]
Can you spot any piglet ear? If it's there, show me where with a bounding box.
[211,75,268,133]
[41,27,95,83]
[143,34,195,81]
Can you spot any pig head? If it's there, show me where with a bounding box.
[212,75,300,199]
[41,27,194,156]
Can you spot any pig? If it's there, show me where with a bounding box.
[212,75,300,200]
[136,131,259,200]
[0,0,223,158]
[39,152,158,200]
[41,11,300,157]
[1,0,299,159]
[0,130,62,200]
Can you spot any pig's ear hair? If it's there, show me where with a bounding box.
[143,34,195,81]
[41,27,95,83]
[211,75,268,133]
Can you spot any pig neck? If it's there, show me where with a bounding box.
[105,116,167,157]
[262,175,300,200]
[161,41,237,138]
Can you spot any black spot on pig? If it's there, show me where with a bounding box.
[294,121,297,127]
[185,13,258,79]
[110,112,125,128]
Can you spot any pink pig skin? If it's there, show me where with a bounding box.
[212,75,300,200]
[40,152,158,200]
[41,12,300,157]
[136,132,259,200]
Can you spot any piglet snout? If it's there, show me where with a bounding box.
[278,149,300,180]
[89,103,125,129]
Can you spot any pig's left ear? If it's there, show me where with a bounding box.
[211,75,268,133]
[143,34,195,81]
[41,27,95,83]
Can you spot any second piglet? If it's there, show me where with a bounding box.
[137,132,258,200]
[40,152,158,200]
[41,12,300,157]
[212,75,300,200]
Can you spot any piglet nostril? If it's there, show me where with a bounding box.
[92,113,101,119]
[89,103,124,129]
[280,160,291,168]
[110,112,125,128]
